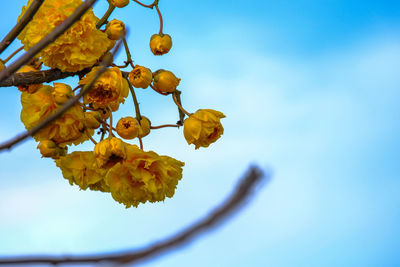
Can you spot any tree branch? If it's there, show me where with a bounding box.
[0,38,125,151]
[0,0,98,83]
[0,68,130,87]
[0,166,267,266]
[0,0,44,54]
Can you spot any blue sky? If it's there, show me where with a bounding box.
[0,0,400,266]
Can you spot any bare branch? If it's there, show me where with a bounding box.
[0,0,98,83]
[0,166,267,266]
[0,38,125,151]
[0,0,44,54]
[0,68,130,87]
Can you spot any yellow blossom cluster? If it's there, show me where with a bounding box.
[12,0,225,207]
[17,0,113,72]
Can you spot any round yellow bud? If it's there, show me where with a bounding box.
[84,111,102,129]
[105,19,125,40]
[152,69,181,93]
[52,83,73,105]
[111,0,129,8]
[37,140,67,159]
[98,108,111,119]
[150,33,172,55]
[116,117,139,139]
[137,116,151,138]
[183,109,226,149]
[128,65,153,89]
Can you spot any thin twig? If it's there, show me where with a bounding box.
[96,3,115,29]
[150,124,179,129]
[0,0,44,54]
[0,68,128,87]
[126,78,142,123]
[0,0,98,83]
[122,38,134,68]
[108,106,113,137]
[132,0,157,9]
[155,4,163,34]
[86,129,98,145]
[149,84,169,95]
[3,46,24,64]
[0,166,267,266]
[0,38,124,151]
[174,90,186,125]
[172,91,191,117]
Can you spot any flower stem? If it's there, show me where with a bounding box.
[86,129,98,144]
[126,78,142,124]
[3,46,24,64]
[96,3,115,29]
[155,4,163,34]
[150,124,179,129]
[138,135,143,149]
[122,38,134,68]
[172,90,190,123]
[108,106,113,137]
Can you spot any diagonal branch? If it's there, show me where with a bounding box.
[0,166,267,266]
[0,68,130,87]
[0,38,125,151]
[0,0,44,54]
[0,0,98,83]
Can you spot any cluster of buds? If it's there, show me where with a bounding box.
[10,0,225,207]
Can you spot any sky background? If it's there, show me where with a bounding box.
[0,0,400,266]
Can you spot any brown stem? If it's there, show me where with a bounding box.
[96,3,115,29]
[138,135,143,149]
[108,106,113,137]
[0,0,98,83]
[126,78,142,124]
[0,0,44,54]
[0,166,267,266]
[132,0,157,8]
[150,124,179,129]
[85,129,98,145]
[3,46,24,64]
[122,38,134,68]
[155,4,163,34]
[149,84,169,95]
[174,90,186,125]
[172,92,191,117]
[100,123,106,141]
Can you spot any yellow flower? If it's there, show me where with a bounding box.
[94,137,127,168]
[55,151,109,191]
[111,0,129,8]
[37,139,67,159]
[105,144,184,207]
[152,69,180,93]
[17,0,113,72]
[150,33,172,55]
[80,66,129,110]
[52,83,73,105]
[116,117,139,139]
[20,84,91,146]
[84,111,102,129]
[183,109,225,149]
[16,65,41,94]
[105,19,125,40]
[128,65,153,89]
